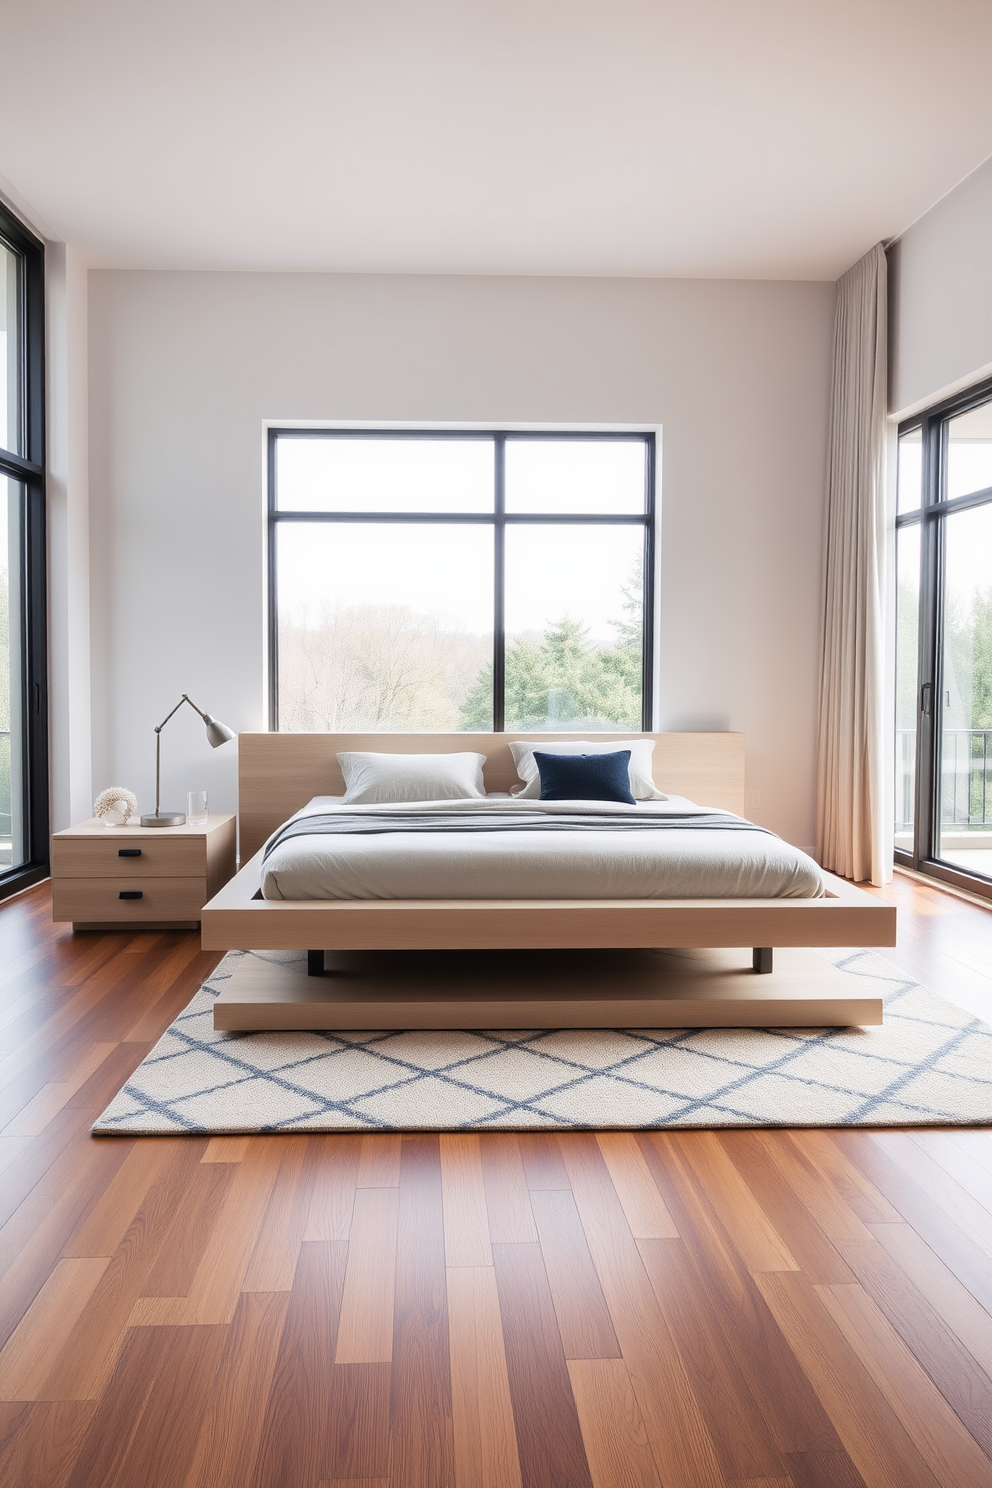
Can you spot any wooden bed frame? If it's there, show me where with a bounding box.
[199,732,896,1030]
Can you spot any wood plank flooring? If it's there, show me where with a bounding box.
[0,876,990,1487]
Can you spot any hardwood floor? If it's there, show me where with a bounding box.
[864,870,992,1021]
[0,876,990,1487]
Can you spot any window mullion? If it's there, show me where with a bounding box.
[493,435,506,732]
[641,435,656,730]
[267,430,279,731]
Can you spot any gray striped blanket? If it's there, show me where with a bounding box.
[263,807,772,862]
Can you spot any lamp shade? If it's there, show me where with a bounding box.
[203,714,236,748]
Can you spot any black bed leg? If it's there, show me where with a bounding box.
[752,947,773,975]
[308,950,324,977]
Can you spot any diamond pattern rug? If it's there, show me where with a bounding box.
[93,950,992,1133]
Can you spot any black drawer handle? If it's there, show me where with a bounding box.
[118,848,142,858]
[119,890,143,900]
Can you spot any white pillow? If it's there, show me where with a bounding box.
[508,739,666,801]
[338,751,487,805]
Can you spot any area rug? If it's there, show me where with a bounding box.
[93,950,992,1133]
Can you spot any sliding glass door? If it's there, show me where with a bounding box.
[0,204,47,899]
[895,381,992,895]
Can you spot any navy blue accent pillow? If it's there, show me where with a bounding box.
[533,750,636,804]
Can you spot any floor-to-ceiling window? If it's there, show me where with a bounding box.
[0,202,47,899]
[895,379,992,896]
[267,430,656,733]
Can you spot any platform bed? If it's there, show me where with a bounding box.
[199,731,896,1029]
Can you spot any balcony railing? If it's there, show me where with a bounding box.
[896,727,992,834]
[895,728,916,833]
[0,728,10,839]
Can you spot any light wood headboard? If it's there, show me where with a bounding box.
[237,731,745,860]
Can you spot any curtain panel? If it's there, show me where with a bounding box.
[815,243,890,885]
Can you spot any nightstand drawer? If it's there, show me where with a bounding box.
[51,815,236,929]
[52,876,209,924]
[52,835,206,878]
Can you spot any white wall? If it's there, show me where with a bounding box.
[87,271,835,848]
[889,155,992,417]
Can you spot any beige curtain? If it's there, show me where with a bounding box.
[815,243,890,885]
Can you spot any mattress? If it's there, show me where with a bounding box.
[260,795,825,901]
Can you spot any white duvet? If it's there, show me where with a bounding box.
[260,795,824,901]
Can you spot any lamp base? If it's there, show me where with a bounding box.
[140,811,187,827]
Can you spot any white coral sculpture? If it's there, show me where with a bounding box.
[93,787,138,826]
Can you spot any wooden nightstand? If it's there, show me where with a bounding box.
[52,814,237,930]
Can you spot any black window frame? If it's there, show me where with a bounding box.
[266,428,656,733]
[896,372,992,900]
[0,201,48,902]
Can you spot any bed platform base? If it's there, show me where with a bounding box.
[204,731,896,1030]
[201,859,894,1030]
[211,945,882,1031]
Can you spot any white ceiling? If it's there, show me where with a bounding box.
[3,0,992,279]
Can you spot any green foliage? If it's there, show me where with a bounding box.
[940,588,992,731]
[963,587,992,731]
[460,560,644,730]
[0,564,9,832]
[940,584,992,824]
[0,563,8,730]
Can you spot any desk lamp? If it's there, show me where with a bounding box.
[140,694,236,827]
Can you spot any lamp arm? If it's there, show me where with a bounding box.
[153,695,194,734]
[181,694,213,723]
[184,693,224,723]
[152,696,201,817]
[154,693,218,734]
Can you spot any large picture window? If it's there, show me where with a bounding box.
[0,203,47,899]
[268,431,655,733]
[895,378,992,896]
